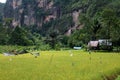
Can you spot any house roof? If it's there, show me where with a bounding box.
[88,41,99,47]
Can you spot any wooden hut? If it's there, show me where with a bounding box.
[88,39,112,50]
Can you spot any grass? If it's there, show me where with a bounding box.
[116,76,120,80]
[0,45,34,53]
[0,50,120,80]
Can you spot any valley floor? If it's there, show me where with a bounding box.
[0,50,120,80]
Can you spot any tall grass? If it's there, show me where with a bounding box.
[0,50,120,80]
[0,45,35,53]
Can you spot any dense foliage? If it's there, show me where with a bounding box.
[0,0,120,50]
[78,0,120,49]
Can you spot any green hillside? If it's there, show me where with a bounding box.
[0,0,120,50]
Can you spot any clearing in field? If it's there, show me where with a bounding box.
[0,50,120,80]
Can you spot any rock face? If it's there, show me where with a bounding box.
[0,3,4,14]
[4,0,82,35]
[0,3,4,21]
[4,0,55,26]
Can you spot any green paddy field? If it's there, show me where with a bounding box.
[0,50,120,80]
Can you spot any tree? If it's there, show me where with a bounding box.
[100,8,116,39]
[100,7,120,51]
[9,27,33,46]
[45,30,60,49]
[49,31,59,49]
[0,24,9,45]
[68,30,89,48]
[100,8,120,39]
[79,14,101,40]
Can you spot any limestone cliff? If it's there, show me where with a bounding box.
[4,0,83,35]
[0,3,4,21]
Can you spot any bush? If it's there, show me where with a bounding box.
[0,45,34,53]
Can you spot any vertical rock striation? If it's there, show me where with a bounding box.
[4,0,83,35]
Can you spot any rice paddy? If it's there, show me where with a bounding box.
[0,50,120,80]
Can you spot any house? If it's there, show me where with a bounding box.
[88,41,99,50]
[98,39,112,46]
[88,39,112,50]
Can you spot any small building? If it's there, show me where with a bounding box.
[88,41,99,50]
[98,39,112,46]
[88,39,112,50]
